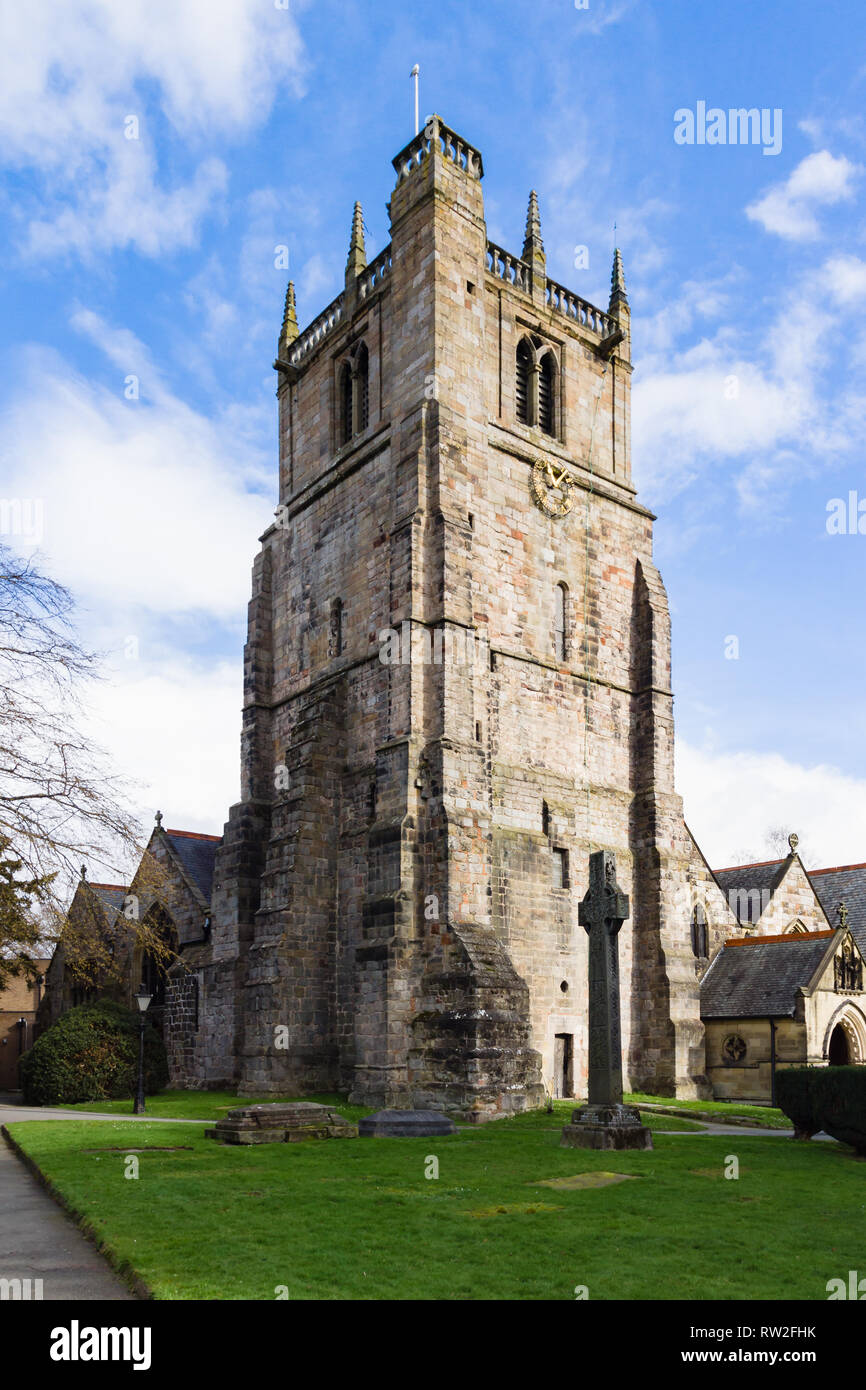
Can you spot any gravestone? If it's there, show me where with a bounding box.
[206,1101,357,1145]
[358,1109,456,1137]
[561,849,652,1150]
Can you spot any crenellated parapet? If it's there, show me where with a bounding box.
[486,240,617,339]
[287,292,345,368]
[392,113,484,184]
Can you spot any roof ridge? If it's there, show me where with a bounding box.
[724,929,836,948]
[164,829,221,842]
[714,857,785,873]
[809,862,866,876]
[87,882,128,891]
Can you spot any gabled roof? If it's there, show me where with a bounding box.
[808,863,866,958]
[163,830,220,904]
[700,930,840,1019]
[711,858,789,923]
[81,882,128,926]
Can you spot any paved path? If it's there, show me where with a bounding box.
[0,1093,214,1302]
[0,1098,210,1126]
[0,1121,135,1300]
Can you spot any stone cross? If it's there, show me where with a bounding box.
[578,848,630,1107]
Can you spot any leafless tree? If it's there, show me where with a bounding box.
[0,543,172,989]
[725,825,813,872]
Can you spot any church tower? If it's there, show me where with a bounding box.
[195,117,715,1116]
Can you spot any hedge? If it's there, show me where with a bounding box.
[776,1066,866,1152]
[19,1000,168,1106]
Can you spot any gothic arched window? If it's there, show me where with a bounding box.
[554,582,568,661]
[691,904,708,959]
[356,341,369,433]
[516,338,532,424]
[339,362,352,445]
[539,351,556,436]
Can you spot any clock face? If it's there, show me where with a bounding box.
[530,457,575,517]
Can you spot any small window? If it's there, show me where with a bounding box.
[475,721,482,742]
[553,847,569,889]
[330,598,343,657]
[516,338,532,424]
[691,904,708,958]
[541,800,550,836]
[539,351,556,436]
[554,583,568,661]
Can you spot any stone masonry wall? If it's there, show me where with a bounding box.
[197,117,712,1110]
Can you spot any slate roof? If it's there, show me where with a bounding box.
[809,863,866,958]
[164,830,220,903]
[700,932,836,1019]
[85,883,128,925]
[711,859,788,924]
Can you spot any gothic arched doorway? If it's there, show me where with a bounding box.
[828,1024,850,1066]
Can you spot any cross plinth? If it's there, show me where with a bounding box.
[561,849,653,1151]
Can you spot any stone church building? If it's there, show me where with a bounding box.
[42,117,866,1116]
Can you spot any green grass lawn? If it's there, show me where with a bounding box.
[61,1090,374,1124]
[626,1093,791,1129]
[60,1090,701,1132]
[6,1103,859,1300]
[62,1087,789,1129]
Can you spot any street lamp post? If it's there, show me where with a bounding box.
[133,984,152,1115]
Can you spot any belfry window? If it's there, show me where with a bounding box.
[356,341,369,433]
[338,341,370,443]
[339,362,353,445]
[516,337,559,438]
[538,351,556,436]
[516,338,532,424]
[554,582,568,661]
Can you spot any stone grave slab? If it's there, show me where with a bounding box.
[206,1102,357,1145]
[358,1109,456,1137]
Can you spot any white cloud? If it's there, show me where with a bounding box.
[633,348,809,504]
[746,151,861,241]
[678,739,866,870]
[632,249,866,511]
[821,253,866,304]
[0,318,275,619]
[26,152,229,262]
[0,1,307,257]
[86,659,241,839]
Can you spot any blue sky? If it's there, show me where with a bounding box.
[2,0,866,868]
